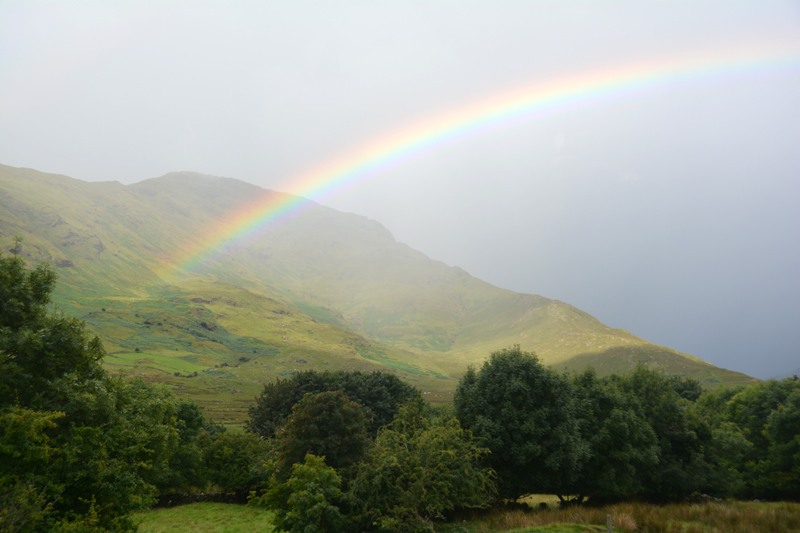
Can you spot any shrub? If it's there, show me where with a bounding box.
[349,395,496,532]
[251,454,346,533]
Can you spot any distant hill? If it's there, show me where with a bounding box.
[0,164,754,421]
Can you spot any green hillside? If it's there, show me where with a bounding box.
[0,164,754,421]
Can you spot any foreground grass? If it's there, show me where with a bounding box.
[134,500,800,533]
[459,500,800,533]
[134,503,274,533]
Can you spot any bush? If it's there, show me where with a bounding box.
[349,395,496,532]
[251,454,346,533]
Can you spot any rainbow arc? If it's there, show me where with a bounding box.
[157,40,800,280]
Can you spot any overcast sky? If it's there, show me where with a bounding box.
[2,1,799,379]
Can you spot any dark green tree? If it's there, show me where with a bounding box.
[246,370,417,438]
[272,391,371,479]
[558,369,658,503]
[0,245,104,406]
[610,365,716,501]
[250,454,347,533]
[202,432,270,499]
[718,378,800,498]
[760,389,800,498]
[0,244,182,531]
[454,345,587,501]
[348,394,496,532]
[667,375,704,402]
[156,399,214,491]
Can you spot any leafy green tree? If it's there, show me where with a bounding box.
[610,365,716,501]
[348,394,496,533]
[454,346,586,500]
[246,377,300,438]
[0,246,104,407]
[156,399,214,491]
[667,375,704,402]
[716,378,800,499]
[0,244,184,530]
[202,432,270,498]
[0,407,63,533]
[724,378,800,461]
[559,369,658,503]
[760,389,800,498]
[246,370,417,438]
[251,454,346,533]
[273,391,371,479]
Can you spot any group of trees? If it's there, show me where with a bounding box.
[3,243,799,533]
[455,345,800,504]
[247,384,496,533]
[0,245,260,531]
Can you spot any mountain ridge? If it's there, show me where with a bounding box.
[0,163,754,419]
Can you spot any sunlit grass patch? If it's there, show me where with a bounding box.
[134,503,275,533]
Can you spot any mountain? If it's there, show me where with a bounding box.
[0,164,754,422]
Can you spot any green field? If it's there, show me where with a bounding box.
[135,500,800,533]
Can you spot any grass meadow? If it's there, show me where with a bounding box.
[134,500,800,533]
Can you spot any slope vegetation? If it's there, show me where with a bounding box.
[0,164,753,419]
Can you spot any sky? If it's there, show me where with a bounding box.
[2,1,799,380]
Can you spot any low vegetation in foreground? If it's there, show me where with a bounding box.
[2,245,799,532]
[133,500,800,533]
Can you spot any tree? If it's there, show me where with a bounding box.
[251,455,347,533]
[246,370,418,438]
[720,378,800,498]
[0,244,183,531]
[156,399,210,491]
[454,345,586,500]
[610,365,716,501]
[272,391,371,479]
[202,432,270,499]
[0,245,104,407]
[348,394,496,533]
[667,375,704,402]
[558,369,658,503]
[760,389,800,498]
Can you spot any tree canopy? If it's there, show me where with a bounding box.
[246,369,418,438]
[454,345,587,500]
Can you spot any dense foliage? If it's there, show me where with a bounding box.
[251,454,347,533]
[0,246,181,531]
[454,345,800,505]
[272,390,371,478]
[201,432,270,498]
[692,377,800,500]
[349,394,496,532]
[246,369,418,438]
[454,345,587,500]
[4,239,799,532]
[561,368,658,502]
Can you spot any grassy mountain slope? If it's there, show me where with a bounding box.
[0,164,754,420]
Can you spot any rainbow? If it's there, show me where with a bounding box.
[159,40,800,280]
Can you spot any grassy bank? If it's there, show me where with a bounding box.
[135,503,275,533]
[134,500,800,533]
